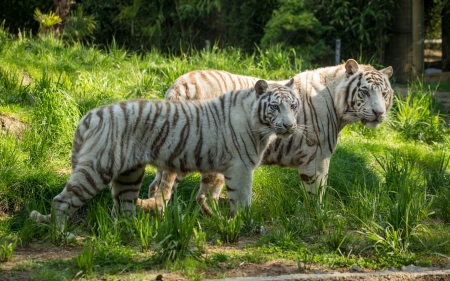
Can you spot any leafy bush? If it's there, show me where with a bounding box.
[261,0,333,64]
[62,5,97,44]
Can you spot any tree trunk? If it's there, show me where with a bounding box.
[54,0,73,34]
[442,1,450,71]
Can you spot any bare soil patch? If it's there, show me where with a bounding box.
[0,114,27,138]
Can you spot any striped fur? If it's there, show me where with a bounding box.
[30,80,300,226]
[165,70,290,101]
[144,59,393,215]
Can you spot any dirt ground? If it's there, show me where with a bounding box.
[0,237,371,281]
[2,237,450,281]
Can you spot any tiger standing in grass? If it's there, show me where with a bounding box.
[142,59,393,215]
[30,80,300,227]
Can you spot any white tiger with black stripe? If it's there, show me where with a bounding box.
[30,80,300,227]
[142,59,393,215]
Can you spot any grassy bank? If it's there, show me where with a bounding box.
[1,28,450,280]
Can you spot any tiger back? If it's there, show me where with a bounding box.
[30,80,300,227]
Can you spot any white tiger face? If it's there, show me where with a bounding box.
[343,59,394,129]
[255,80,300,138]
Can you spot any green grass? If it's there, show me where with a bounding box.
[1,29,450,280]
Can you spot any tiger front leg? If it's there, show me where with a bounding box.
[298,157,330,202]
[196,173,225,216]
[223,167,254,216]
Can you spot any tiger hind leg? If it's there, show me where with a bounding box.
[111,166,145,218]
[30,163,110,229]
[196,173,225,216]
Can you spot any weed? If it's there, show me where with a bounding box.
[296,250,315,273]
[193,224,208,253]
[324,217,348,252]
[153,190,200,262]
[133,210,154,252]
[0,235,17,262]
[76,243,95,275]
[208,200,243,244]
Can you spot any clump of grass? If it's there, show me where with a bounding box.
[193,224,208,253]
[133,210,154,252]
[76,243,95,275]
[88,201,134,247]
[389,87,447,144]
[153,190,200,262]
[208,200,243,244]
[359,151,434,255]
[0,235,18,262]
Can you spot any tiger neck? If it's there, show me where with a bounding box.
[321,64,360,130]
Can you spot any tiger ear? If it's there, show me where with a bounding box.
[345,59,359,78]
[284,78,295,88]
[379,66,393,78]
[255,80,269,96]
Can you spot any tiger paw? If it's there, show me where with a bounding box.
[30,210,51,223]
[137,198,165,213]
[136,198,156,211]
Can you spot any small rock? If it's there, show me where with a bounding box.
[217,262,227,269]
[387,266,399,272]
[349,264,364,273]
[255,225,266,234]
[401,264,422,272]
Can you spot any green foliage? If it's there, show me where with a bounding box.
[0,0,53,35]
[0,235,17,262]
[424,0,443,40]
[25,73,80,162]
[208,201,243,244]
[76,243,95,275]
[261,0,333,64]
[358,151,434,255]
[389,89,447,144]
[132,210,154,252]
[33,9,62,34]
[63,5,97,44]
[193,224,208,253]
[214,0,278,53]
[305,0,396,64]
[153,191,200,262]
[81,0,220,52]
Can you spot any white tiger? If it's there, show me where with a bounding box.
[30,80,300,227]
[141,59,394,215]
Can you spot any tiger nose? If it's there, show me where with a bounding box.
[373,109,384,117]
[283,123,293,129]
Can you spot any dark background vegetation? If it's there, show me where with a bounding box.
[4,0,443,67]
[1,0,449,69]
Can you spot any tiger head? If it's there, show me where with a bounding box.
[254,80,300,138]
[337,59,394,129]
